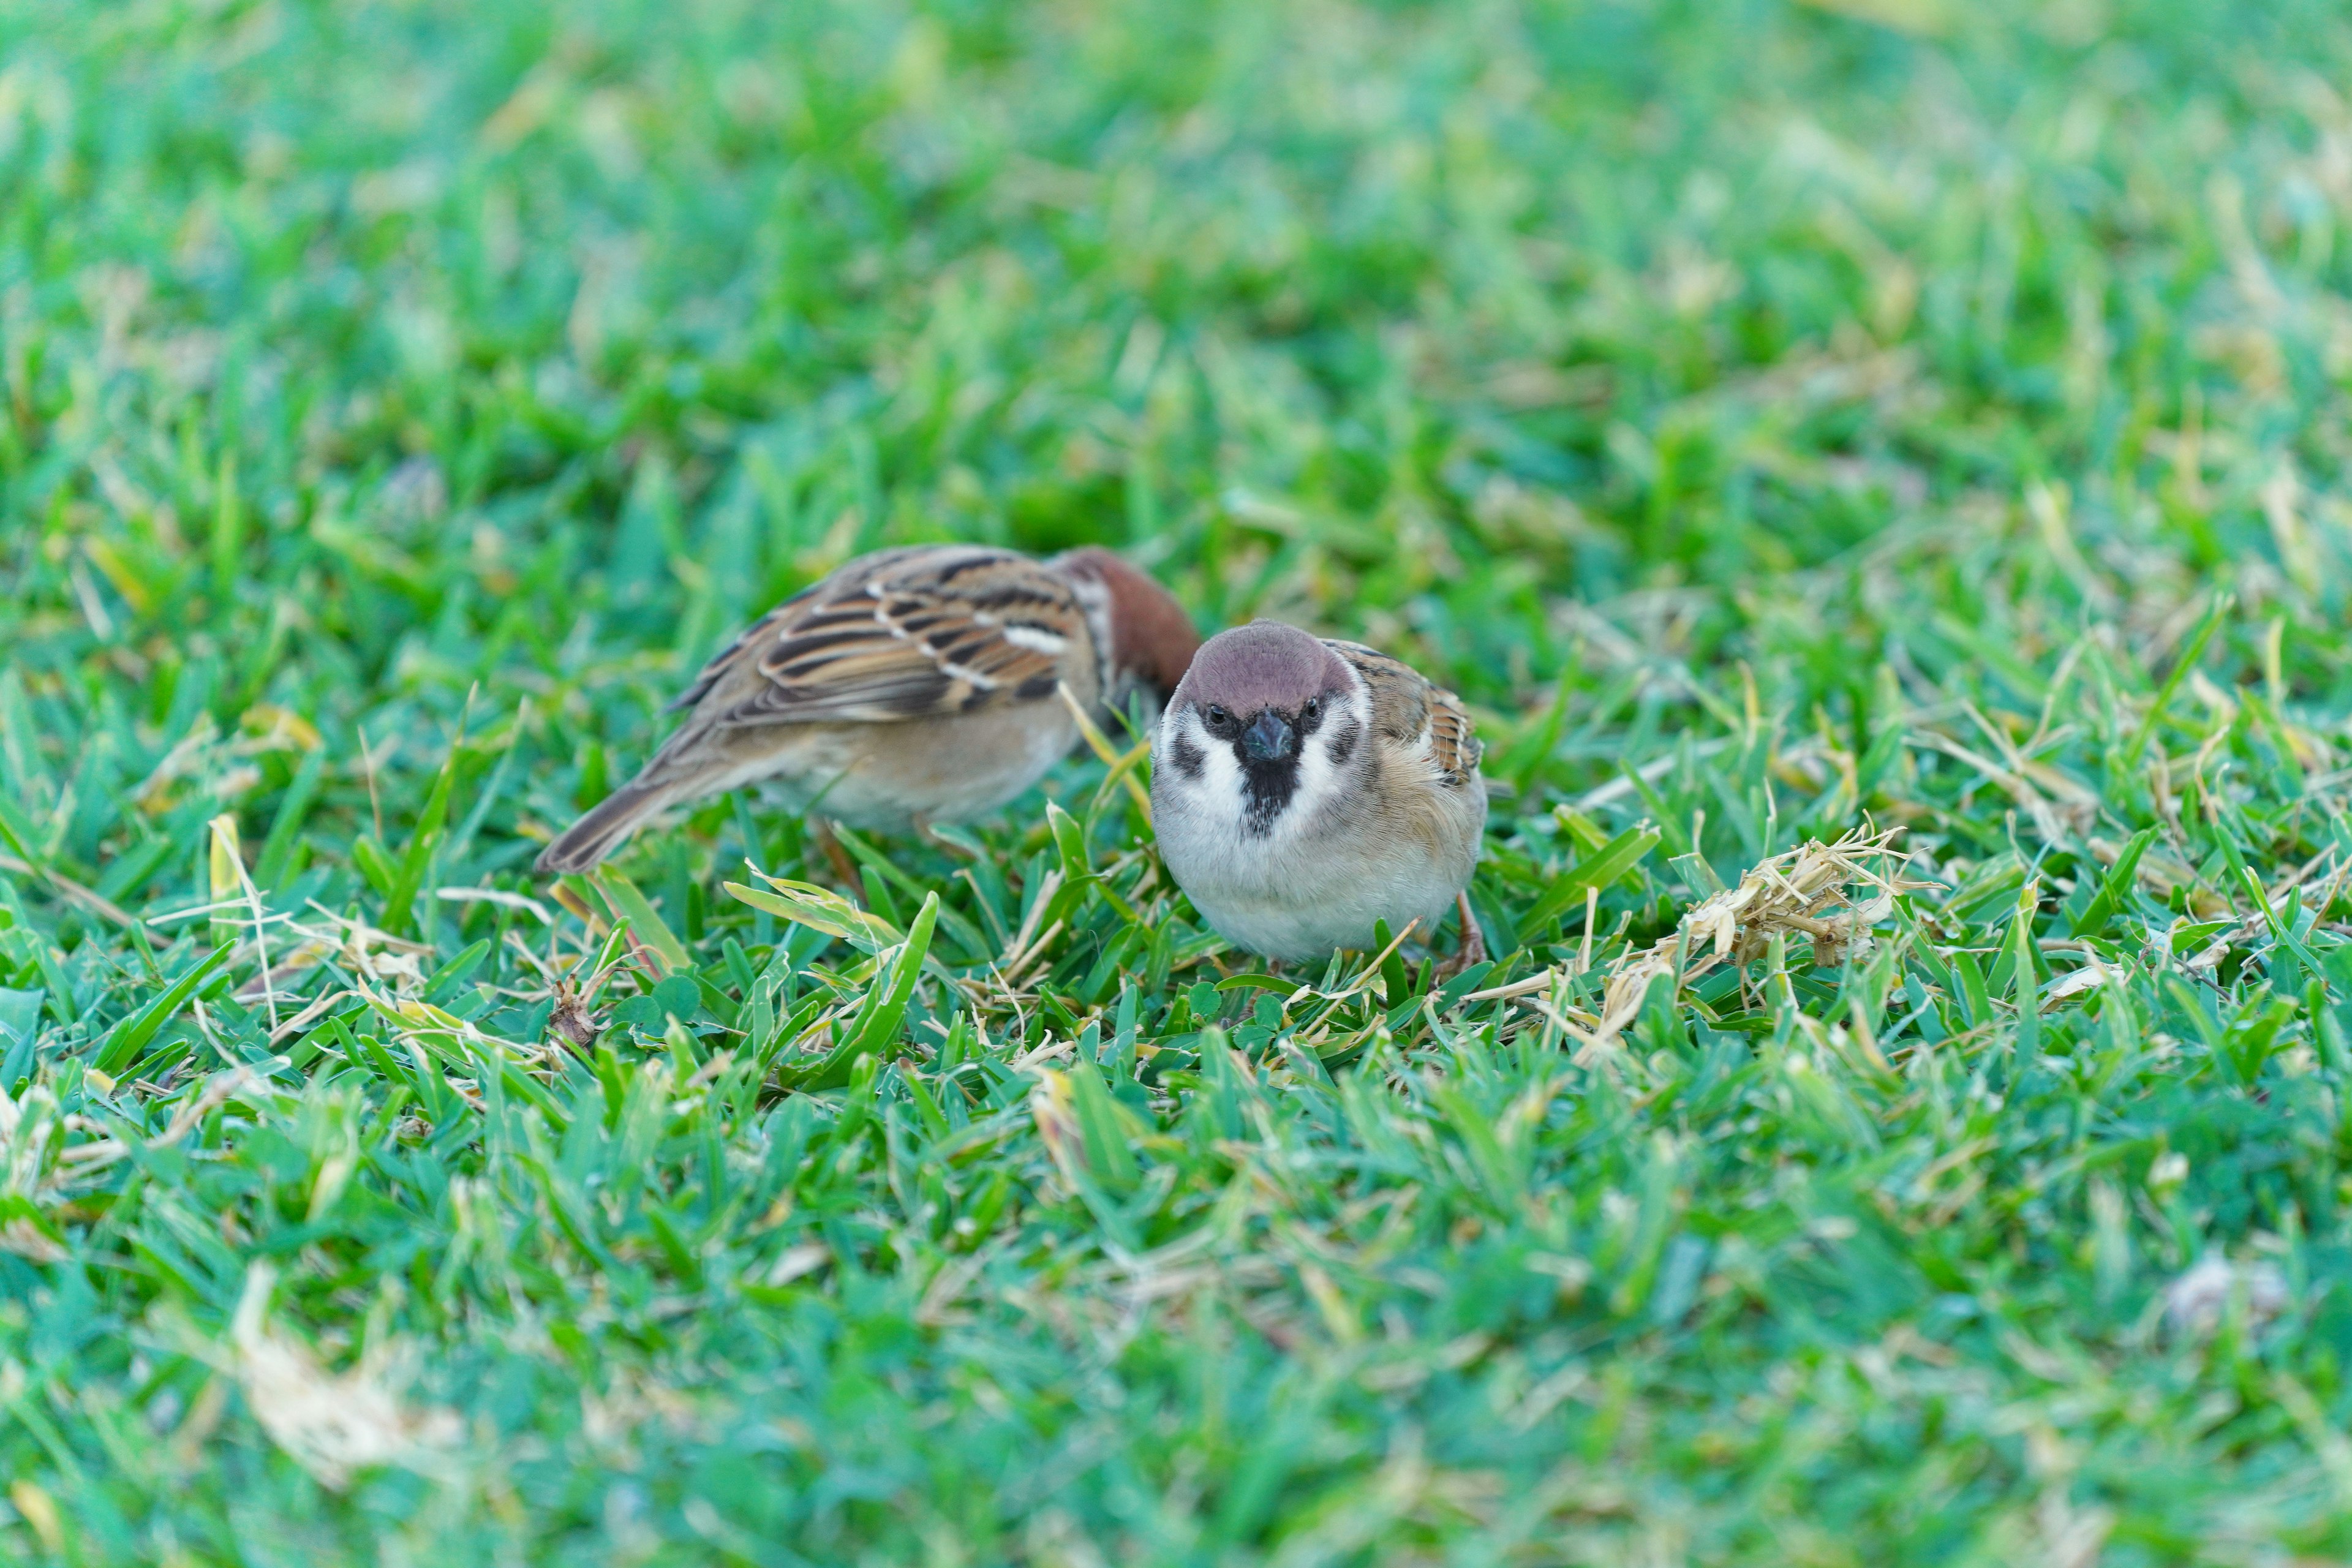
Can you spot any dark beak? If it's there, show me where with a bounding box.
[1240,710,1295,763]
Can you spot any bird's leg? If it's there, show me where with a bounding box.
[1439,891,1488,979]
[809,816,861,892]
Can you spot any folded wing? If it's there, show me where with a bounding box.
[676,546,1086,727]
[1326,638,1482,788]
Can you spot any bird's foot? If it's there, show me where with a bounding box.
[1437,892,1488,980]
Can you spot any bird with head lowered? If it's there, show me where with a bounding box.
[538,545,1199,873]
[1150,619,1487,967]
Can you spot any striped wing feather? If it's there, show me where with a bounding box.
[1425,687,1482,784]
[673,546,1084,728]
[1326,639,1482,786]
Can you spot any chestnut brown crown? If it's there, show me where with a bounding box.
[1055,546,1201,696]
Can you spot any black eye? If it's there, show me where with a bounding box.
[1204,704,1232,733]
[1302,696,1322,725]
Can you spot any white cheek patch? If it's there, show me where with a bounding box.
[1176,712,1250,831]
[1286,687,1371,830]
[1283,728,1340,831]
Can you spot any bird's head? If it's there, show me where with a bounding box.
[1156,620,1366,834]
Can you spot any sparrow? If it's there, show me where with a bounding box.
[1150,619,1488,966]
[537,545,1200,873]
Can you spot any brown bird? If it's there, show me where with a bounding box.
[537,545,1199,873]
[1150,620,1487,965]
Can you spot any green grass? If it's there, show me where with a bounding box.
[6,0,2352,1561]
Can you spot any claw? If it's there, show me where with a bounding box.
[1438,891,1487,979]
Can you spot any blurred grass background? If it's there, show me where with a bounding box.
[8,0,2352,1562]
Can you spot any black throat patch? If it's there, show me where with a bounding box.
[1238,750,1300,834]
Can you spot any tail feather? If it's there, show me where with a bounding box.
[535,778,677,874]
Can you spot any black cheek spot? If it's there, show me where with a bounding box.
[1325,719,1359,768]
[1170,737,1205,779]
[1014,674,1060,701]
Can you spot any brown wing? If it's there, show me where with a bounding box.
[1426,686,1482,785]
[674,546,1092,727]
[1326,639,1482,788]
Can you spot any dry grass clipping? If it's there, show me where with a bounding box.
[1589,826,1918,1050]
[225,1262,459,1489]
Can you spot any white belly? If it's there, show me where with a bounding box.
[1155,794,1480,962]
[1183,869,1464,961]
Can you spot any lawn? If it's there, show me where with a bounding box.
[5,0,2352,1561]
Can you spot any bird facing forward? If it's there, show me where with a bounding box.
[1150,620,1487,965]
[537,545,1200,873]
